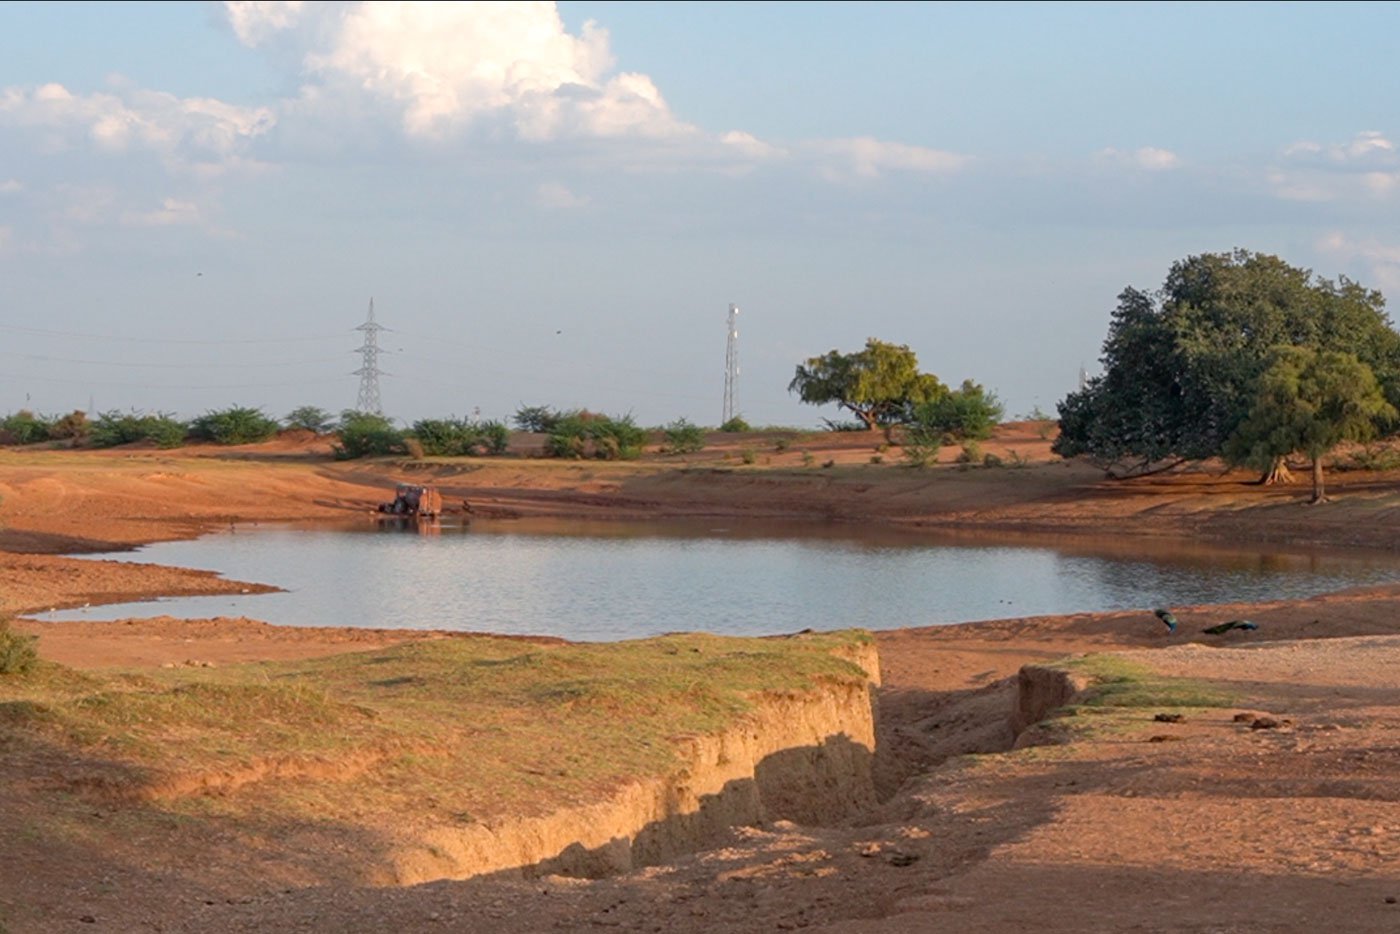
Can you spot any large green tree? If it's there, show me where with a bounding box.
[1225,348,1395,503]
[789,338,947,431]
[1055,250,1400,476]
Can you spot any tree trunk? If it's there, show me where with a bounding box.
[1259,456,1293,485]
[1310,456,1328,504]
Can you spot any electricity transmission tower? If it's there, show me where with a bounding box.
[722,303,740,425]
[353,298,386,414]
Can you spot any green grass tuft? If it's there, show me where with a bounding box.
[1060,654,1235,710]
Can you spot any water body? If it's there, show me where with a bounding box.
[49,518,1400,641]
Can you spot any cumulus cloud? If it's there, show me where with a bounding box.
[225,0,305,45]
[1270,131,1399,203]
[815,137,969,181]
[225,0,692,142]
[0,81,274,174]
[1096,146,1181,170]
[0,178,22,194]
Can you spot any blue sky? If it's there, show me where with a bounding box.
[2,1,1398,427]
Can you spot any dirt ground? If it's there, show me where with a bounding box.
[3,431,1400,931]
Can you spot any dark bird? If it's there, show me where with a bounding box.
[1153,608,1178,633]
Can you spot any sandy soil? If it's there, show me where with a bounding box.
[4,432,1400,931]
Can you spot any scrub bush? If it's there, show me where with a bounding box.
[189,406,279,445]
[90,412,187,449]
[662,418,705,455]
[333,411,407,459]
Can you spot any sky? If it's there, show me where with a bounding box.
[2,1,1399,428]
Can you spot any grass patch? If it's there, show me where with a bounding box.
[0,631,871,823]
[1059,654,1235,710]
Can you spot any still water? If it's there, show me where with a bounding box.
[52,518,1400,641]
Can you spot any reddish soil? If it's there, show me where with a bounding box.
[3,431,1400,931]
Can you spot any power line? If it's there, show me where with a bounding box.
[0,351,348,369]
[0,323,345,345]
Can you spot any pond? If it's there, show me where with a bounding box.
[49,518,1400,641]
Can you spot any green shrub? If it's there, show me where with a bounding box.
[800,450,815,467]
[411,418,470,456]
[478,420,510,455]
[0,619,38,676]
[0,410,53,445]
[546,413,646,460]
[333,411,407,459]
[284,406,335,434]
[48,410,90,442]
[90,412,187,449]
[189,406,279,445]
[910,380,1004,443]
[1345,443,1400,472]
[956,440,983,465]
[774,437,790,453]
[719,415,751,433]
[662,418,705,455]
[982,452,1003,468]
[902,424,942,468]
[410,418,510,457]
[740,447,757,465]
[822,419,868,432]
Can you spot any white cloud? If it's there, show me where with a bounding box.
[720,130,786,162]
[224,0,305,45]
[0,226,12,252]
[534,181,589,209]
[1317,231,1400,294]
[0,81,274,174]
[1096,146,1181,170]
[0,179,22,194]
[1270,131,1400,203]
[121,197,203,227]
[1287,130,1394,163]
[226,0,691,142]
[815,137,969,181]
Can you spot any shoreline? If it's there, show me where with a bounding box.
[5,439,1400,931]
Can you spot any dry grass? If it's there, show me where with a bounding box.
[0,630,870,825]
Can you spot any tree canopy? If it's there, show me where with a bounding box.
[789,338,947,430]
[1055,250,1400,475]
[1225,347,1395,502]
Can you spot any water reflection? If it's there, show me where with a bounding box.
[50,518,1400,641]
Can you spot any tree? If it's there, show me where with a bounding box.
[789,338,947,431]
[1056,250,1400,476]
[284,406,335,434]
[1225,348,1395,503]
